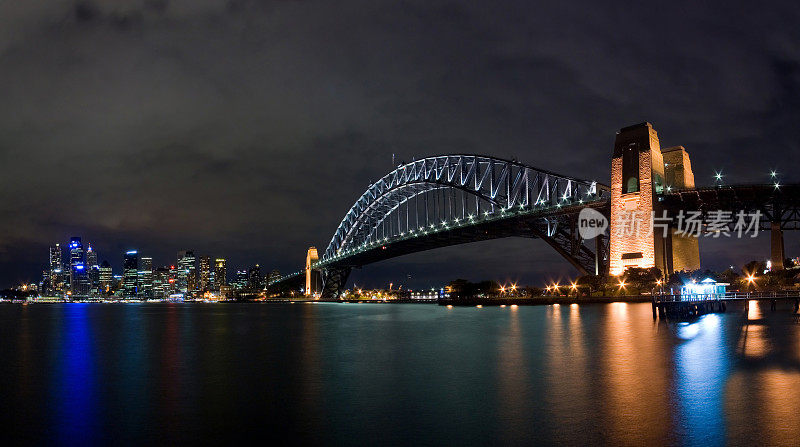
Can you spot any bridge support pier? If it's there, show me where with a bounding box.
[320,267,351,300]
[595,235,604,276]
[771,221,785,271]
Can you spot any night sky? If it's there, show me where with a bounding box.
[2,1,800,289]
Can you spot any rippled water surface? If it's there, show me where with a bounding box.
[1,301,799,446]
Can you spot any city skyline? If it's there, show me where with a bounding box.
[36,235,272,300]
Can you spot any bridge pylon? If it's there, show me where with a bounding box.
[305,247,322,297]
[609,122,700,276]
[771,221,785,271]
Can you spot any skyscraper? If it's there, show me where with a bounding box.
[214,258,227,290]
[86,244,100,297]
[152,266,170,299]
[99,260,113,294]
[268,270,281,285]
[86,244,98,269]
[199,256,212,291]
[177,250,197,293]
[247,264,262,290]
[69,237,90,298]
[138,256,153,300]
[49,243,63,292]
[234,270,249,290]
[123,250,139,299]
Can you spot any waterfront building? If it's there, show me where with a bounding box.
[177,250,197,293]
[214,258,227,289]
[199,256,212,291]
[138,256,153,300]
[123,250,139,298]
[680,278,728,299]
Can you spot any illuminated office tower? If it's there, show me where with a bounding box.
[268,270,281,285]
[123,250,139,299]
[177,250,197,293]
[86,244,98,269]
[99,261,113,294]
[138,256,153,300]
[233,270,248,289]
[214,258,227,289]
[199,256,212,291]
[167,264,179,295]
[49,243,63,291]
[86,244,100,296]
[152,267,170,299]
[247,264,262,290]
[69,237,90,298]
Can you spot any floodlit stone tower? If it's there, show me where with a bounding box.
[609,123,666,275]
[609,123,700,276]
[305,247,321,297]
[662,146,701,273]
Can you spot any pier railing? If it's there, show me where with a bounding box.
[654,290,800,303]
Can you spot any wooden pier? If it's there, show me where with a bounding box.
[652,291,800,320]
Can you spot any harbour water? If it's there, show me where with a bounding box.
[1,301,799,446]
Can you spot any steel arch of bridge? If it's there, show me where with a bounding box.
[321,154,609,269]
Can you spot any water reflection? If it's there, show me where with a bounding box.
[602,302,670,445]
[672,314,730,446]
[53,304,99,445]
[1,302,799,445]
[726,301,800,444]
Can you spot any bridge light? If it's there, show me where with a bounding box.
[771,170,778,178]
[774,182,781,189]
[746,274,756,284]
[714,171,723,181]
[570,282,577,290]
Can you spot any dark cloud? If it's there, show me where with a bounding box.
[1,0,800,287]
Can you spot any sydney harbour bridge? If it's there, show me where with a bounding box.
[270,123,800,299]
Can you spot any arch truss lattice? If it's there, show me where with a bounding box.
[323,155,608,264]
